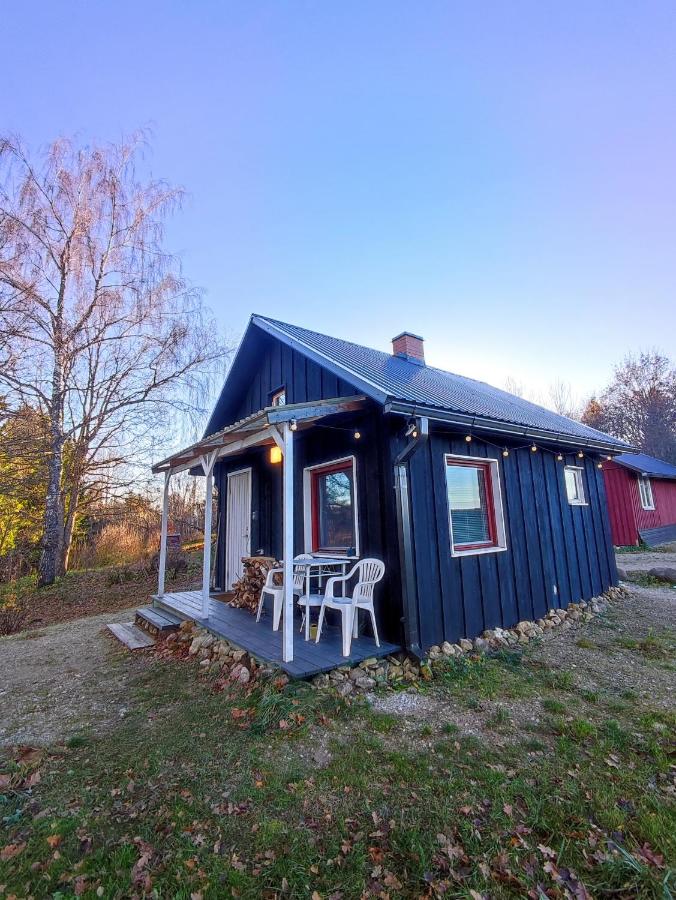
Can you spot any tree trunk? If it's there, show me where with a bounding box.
[60,474,81,574]
[38,272,66,587]
[38,428,64,586]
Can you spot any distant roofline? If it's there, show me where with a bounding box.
[612,452,676,479]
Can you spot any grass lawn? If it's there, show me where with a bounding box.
[1,644,674,899]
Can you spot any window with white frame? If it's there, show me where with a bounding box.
[445,455,507,556]
[638,475,654,510]
[304,457,359,555]
[270,387,286,407]
[564,466,586,505]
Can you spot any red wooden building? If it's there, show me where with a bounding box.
[603,452,676,547]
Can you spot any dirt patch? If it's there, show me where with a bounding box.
[0,607,150,747]
[369,689,545,748]
[527,582,675,709]
[368,584,675,746]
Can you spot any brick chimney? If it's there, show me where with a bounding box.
[392,331,425,366]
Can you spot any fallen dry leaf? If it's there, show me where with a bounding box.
[1,842,26,861]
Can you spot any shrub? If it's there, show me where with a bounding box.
[0,599,26,635]
[71,522,160,569]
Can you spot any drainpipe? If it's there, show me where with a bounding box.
[393,416,428,659]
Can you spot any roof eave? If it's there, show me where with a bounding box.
[384,400,632,454]
[614,460,676,480]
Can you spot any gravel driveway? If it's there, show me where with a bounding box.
[0,607,147,747]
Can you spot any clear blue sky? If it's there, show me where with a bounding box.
[4,1,675,404]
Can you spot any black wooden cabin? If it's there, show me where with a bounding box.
[174,314,629,658]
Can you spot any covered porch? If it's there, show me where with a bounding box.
[151,396,399,676]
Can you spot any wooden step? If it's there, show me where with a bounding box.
[107,622,156,650]
[135,606,182,636]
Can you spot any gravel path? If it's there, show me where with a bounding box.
[0,607,148,747]
[615,547,676,574]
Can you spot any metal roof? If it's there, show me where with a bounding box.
[612,452,676,479]
[252,315,630,452]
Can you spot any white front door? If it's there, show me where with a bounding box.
[225,468,252,589]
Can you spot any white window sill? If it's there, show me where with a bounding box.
[568,500,588,506]
[451,545,508,558]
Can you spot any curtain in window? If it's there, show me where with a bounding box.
[446,464,491,546]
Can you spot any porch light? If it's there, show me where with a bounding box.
[405,420,418,439]
[270,445,282,464]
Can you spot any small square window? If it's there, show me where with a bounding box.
[445,456,506,556]
[638,476,654,510]
[564,466,586,505]
[270,388,286,407]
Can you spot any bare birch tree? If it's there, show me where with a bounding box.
[0,133,228,585]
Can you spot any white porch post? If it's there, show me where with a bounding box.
[282,422,295,663]
[158,469,171,597]
[201,451,218,618]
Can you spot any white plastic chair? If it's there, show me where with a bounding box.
[256,559,309,630]
[315,558,385,656]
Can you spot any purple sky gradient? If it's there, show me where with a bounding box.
[3,1,675,409]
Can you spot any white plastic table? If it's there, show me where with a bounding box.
[292,555,358,640]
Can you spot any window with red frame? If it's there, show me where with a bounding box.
[310,460,356,553]
[445,458,499,552]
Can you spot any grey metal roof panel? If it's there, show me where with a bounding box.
[253,315,630,450]
[613,452,676,479]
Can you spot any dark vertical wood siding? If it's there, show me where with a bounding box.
[406,429,618,647]
[233,339,359,422]
[215,405,404,644]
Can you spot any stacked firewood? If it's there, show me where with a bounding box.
[229,556,279,613]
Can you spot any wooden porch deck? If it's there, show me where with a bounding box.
[153,590,400,679]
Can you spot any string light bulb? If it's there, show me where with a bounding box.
[290,419,298,432]
[354,430,361,440]
[557,453,563,461]
[465,434,472,443]
[531,444,537,453]
[577,451,584,459]
[606,455,612,461]
[597,462,603,469]
[502,448,509,458]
